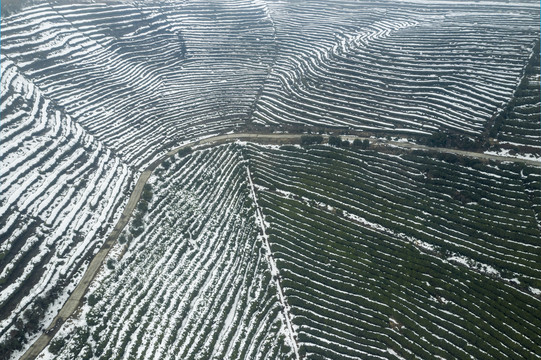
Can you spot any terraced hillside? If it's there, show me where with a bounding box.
[0,0,275,166]
[1,0,540,359]
[491,41,541,153]
[246,143,541,359]
[41,141,541,359]
[46,144,293,360]
[0,59,131,356]
[1,0,539,158]
[0,0,274,356]
[252,0,540,134]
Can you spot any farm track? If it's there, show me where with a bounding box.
[20,132,540,360]
[344,136,541,167]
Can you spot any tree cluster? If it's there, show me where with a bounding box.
[420,132,484,151]
[353,138,370,149]
[300,135,323,146]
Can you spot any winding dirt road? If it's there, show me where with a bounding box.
[20,132,539,360]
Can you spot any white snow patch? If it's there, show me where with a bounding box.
[529,287,541,296]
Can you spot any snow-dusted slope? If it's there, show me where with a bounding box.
[0,0,539,359]
[252,0,539,134]
[45,144,292,359]
[2,0,538,158]
[0,1,275,356]
[246,143,541,359]
[0,0,275,167]
[0,59,131,352]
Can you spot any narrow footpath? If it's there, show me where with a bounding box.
[246,167,300,359]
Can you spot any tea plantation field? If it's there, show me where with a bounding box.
[491,41,541,153]
[246,143,541,359]
[0,0,539,358]
[46,144,294,360]
[41,142,541,359]
[0,56,131,358]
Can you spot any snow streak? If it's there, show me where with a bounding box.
[246,167,300,359]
